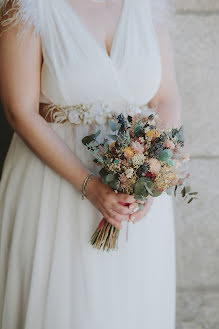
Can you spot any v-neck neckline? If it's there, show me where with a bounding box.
[64,0,127,61]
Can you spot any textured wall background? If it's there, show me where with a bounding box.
[170,1,219,328]
[0,1,219,328]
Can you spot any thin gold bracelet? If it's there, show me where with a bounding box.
[82,173,95,200]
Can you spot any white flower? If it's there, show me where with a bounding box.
[90,103,103,115]
[68,110,81,124]
[132,154,145,167]
[83,111,94,125]
[125,168,134,179]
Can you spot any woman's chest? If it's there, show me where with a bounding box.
[40,0,162,105]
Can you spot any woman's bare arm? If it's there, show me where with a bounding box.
[149,26,182,129]
[0,19,135,229]
[0,24,92,191]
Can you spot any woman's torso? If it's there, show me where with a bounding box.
[39,0,162,108]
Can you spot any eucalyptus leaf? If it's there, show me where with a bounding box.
[145,184,153,195]
[181,186,186,198]
[82,130,100,145]
[167,159,175,167]
[134,124,143,137]
[99,168,108,177]
[109,120,117,132]
[135,195,147,201]
[184,185,192,193]
[106,173,115,183]
[177,126,185,143]
[108,134,117,141]
[109,179,118,190]
[158,149,173,162]
[95,155,104,164]
[134,181,148,197]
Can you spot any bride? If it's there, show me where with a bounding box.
[0,0,181,328]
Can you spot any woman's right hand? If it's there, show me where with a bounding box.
[86,177,137,230]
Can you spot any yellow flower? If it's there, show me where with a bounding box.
[123,147,135,159]
[146,129,160,140]
[110,142,115,149]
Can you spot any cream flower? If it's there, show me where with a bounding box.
[182,154,190,163]
[132,154,145,167]
[148,158,161,174]
[125,168,134,179]
[68,110,81,124]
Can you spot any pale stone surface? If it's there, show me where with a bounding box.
[170,0,219,12]
[170,15,219,156]
[174,159,219,288]
[176,290,219,329]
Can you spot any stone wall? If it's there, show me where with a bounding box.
[170,1,219,328]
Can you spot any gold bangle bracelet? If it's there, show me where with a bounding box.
[82,173,95,200]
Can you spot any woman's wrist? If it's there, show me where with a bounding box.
[81,173,95,200]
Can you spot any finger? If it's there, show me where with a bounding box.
[130,199,153,223]
[113,203,132,215]
[105,216,123,230]
[128,202,140,213]
[108,210,129,222]
[117,193,136,204]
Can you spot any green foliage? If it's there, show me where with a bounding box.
[108,134,117,141]
[158,149,173,161]
[82,130,100,145]
[109,120,121,132]
[134,177,154,198]
[134,123,143,137]
[167,159,175,167]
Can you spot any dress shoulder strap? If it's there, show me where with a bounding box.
[0,0,40,35]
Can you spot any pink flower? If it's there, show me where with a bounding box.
[165,140,175,150]
[131,141,144,154]
[182,154,190,163]
[148,158,161,174]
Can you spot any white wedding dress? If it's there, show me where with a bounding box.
[0,0,176,328]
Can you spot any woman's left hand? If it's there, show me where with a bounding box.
[129,196,153,224]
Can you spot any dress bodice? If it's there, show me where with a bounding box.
[0,0,172,108]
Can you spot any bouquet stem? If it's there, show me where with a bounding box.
[90,202,129,252]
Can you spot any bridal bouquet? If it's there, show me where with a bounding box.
[82,113,197,252]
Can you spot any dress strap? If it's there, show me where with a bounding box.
[0,0,40,35]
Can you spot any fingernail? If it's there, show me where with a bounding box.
[134,207,138,212]
[129,205,134,210]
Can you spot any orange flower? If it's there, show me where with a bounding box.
[123,147,135,159]
[110,142,115,149]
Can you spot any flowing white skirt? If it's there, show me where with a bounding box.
[0,123,176,329]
